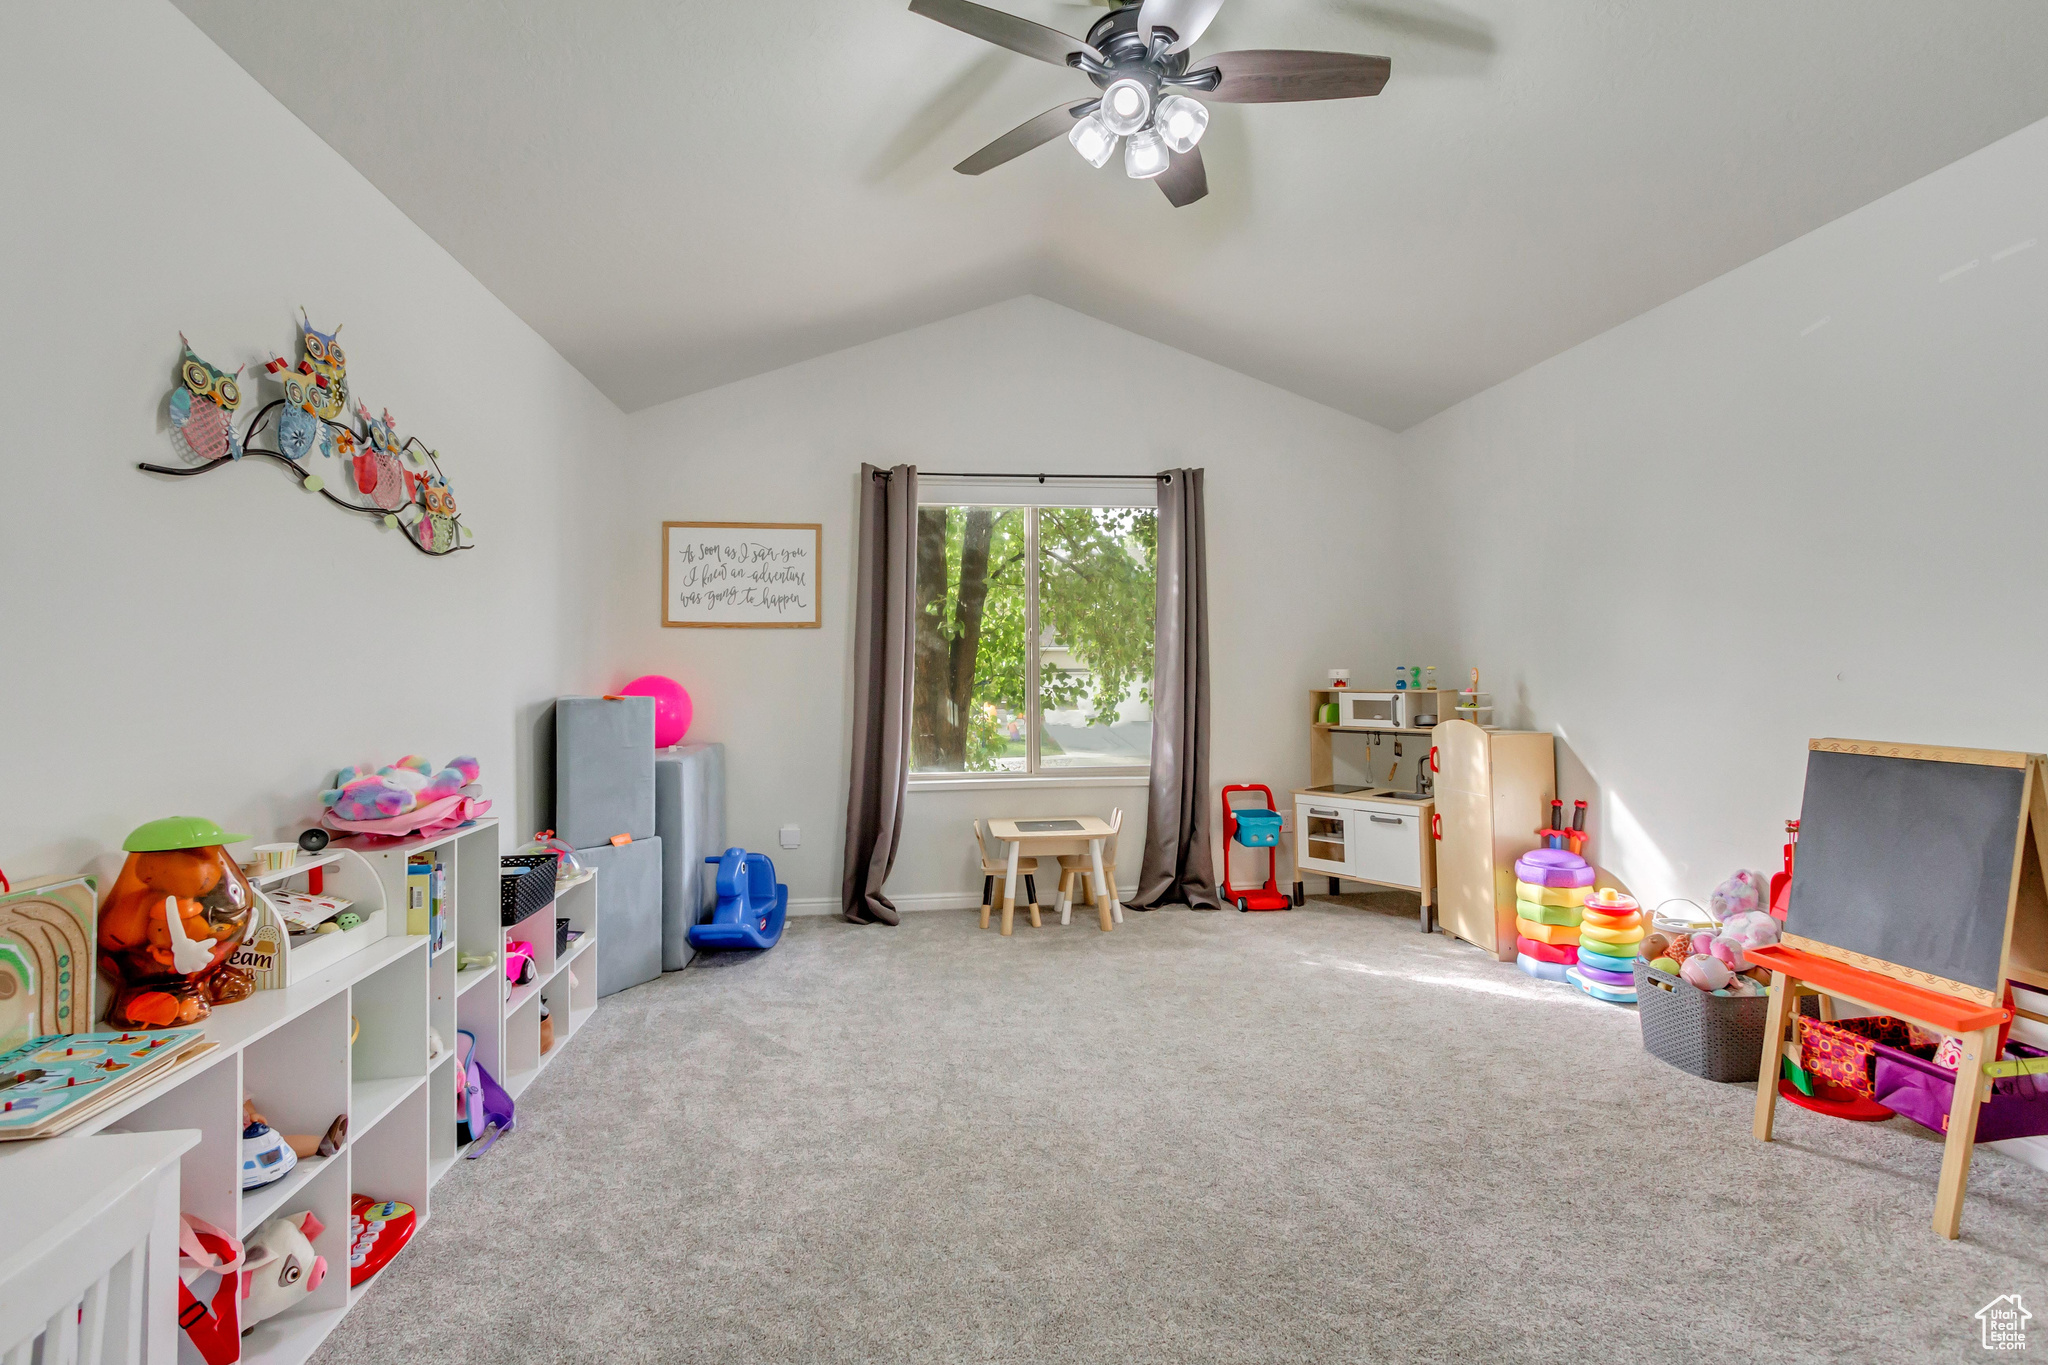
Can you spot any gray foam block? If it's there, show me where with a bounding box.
[655,743,726,971]
[555,696,655,848]
[575,836,664,997]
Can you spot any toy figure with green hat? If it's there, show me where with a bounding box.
[98,816,257,1028]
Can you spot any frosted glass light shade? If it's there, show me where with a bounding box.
[1124,128,1170,180]
[1069,112,1118,168]
[1156,93,1208,154]
[1099,78,1153,137]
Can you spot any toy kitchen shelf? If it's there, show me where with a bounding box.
[0,817,601,1365]
[1307,687,1465,790]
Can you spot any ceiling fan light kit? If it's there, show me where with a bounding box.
[1155,92,1208,154]
[1069,112,1119,168]
[1124,128,1171,179]
[1098,77,1153,136]
[907,0,1390,207]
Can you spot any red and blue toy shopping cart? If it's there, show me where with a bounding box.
[1221,784,1299,912]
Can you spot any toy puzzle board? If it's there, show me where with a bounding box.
[0,1029,210,1138]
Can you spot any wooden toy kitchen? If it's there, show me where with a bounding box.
[1293,681,1557,960]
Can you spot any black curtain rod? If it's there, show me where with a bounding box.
[872,470,1170,482]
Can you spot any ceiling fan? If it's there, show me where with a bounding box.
[907,0,1391,207]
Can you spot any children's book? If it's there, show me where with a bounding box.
[0,1029,215,1140]
[269,891,352,934]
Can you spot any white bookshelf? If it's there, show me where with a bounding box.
[0,816,601,1365]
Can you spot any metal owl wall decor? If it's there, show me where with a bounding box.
[140,312,471,557]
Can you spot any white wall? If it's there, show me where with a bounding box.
[0,3,624,880]
[1394,114,2048,908]
[610,297,1405,910]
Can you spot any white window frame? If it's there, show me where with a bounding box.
[909,476,1159,786]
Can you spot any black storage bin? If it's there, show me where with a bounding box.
[501,854,556,927]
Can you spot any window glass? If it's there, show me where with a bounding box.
[911,502,1154,776]
[913,506,1026,773]
[1037,507,1155,769]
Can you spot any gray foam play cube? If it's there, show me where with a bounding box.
[655,743,726,971]
[574,836,664,997]
[555,696,655,849]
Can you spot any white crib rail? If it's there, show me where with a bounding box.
[0,1130,199,1365]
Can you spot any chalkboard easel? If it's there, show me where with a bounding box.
[1779,739,2048,1007]
[1753,738,2048,1239]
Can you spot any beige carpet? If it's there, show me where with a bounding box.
[315,895,2048,1363]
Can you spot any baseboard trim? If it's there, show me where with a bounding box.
[789,886,1137,918]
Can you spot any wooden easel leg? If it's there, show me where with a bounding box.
[1817,993,1837,1022]
[1932,1025,1994,1240]
[1754,971,1795,1142]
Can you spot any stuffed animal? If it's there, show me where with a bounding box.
[1681,955,1734,992]
[321,756,480,823]
[1708,909,1783,971]
[1709,870,1768,923]
[240,1210,326,1328]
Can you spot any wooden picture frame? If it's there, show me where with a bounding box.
[662,521,822,629]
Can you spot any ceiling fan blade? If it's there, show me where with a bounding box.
[1138,0,1227,54]
[1196,49,1391,102]
[908,0,1103,67]
[1156,144,1208,207]
[954,101,1094,175]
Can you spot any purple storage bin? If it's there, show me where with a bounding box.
[1870,1041,2048,1143]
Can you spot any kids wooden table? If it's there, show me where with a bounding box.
[985,816,1118,936]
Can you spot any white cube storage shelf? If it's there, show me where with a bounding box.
[9,818,601,1365]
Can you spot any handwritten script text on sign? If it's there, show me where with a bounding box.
[663,523,820,626]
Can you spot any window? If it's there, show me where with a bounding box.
[911,486,1156,778]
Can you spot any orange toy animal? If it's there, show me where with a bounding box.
[99,817,257,1028]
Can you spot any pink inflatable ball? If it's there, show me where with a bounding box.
[618,675,693,747]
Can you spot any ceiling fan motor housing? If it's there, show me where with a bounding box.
[1078,6,1203,96]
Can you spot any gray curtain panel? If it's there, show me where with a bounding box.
[842,463,918,924]
[1133,468,1218,909]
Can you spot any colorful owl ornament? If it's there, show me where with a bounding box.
[298,311,348,419]
[148,318,472,558]
[262,353,327,463]
[167,335,244,464]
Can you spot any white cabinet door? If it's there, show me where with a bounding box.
[1350,805,1422,888]
[1295,799,1350,876]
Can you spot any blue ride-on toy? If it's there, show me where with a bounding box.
[687,847,789,952]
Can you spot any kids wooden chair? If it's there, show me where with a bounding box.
[972,819,1039,930]
[1056,808,1124,926]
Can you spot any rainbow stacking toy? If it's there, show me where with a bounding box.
[1567,886,1644,1003]
[1513,848,1591,984]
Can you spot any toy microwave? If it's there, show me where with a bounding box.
[1340,691,1411,727]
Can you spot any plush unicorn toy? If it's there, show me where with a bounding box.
[321,756,479,823]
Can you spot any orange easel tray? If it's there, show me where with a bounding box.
[1746,943,2009,1034]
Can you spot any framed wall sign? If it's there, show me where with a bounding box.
[662,521,822,628]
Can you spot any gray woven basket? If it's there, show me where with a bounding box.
[1634,959,1772,1082]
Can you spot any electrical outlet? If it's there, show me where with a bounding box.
[779,825,800,849]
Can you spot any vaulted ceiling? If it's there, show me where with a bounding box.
[174,0,2048,430]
